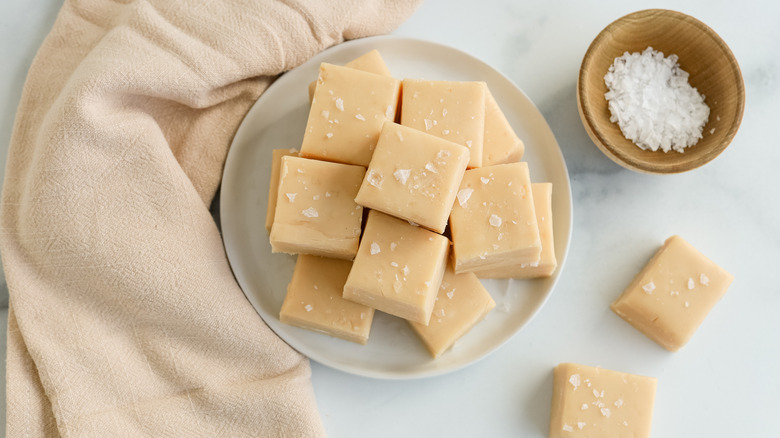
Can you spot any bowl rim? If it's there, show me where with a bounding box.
[577,8,746,174]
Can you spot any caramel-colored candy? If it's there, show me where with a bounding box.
[354,122,469,234]
[476,183,556,278]
[408,263,495,357]
[269,156,365,259]
[280,255,374,344]
[300,63,401,167]
[265,148,299,233]
[343,210,449,325]
[308,50,392,101]
[449,162,541,273]
[482,87,524,166]
[550,363,657,438]
[401,79,486,168]
[611,235,734,351]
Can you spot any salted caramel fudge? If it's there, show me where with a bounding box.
[476,183,556,278]
[308,50,392,101]
[269,156,365,259]
[343,210,449,325]
[354,122,470,233]
[400,79,486,168]
[300,63,401,167]
[482,87,525,166]
[408,263,495,357]
[611,235,734,351]
[449,162,542,273]
[280,255,374,344]
[265,148,299,233]
[550,363,657,438]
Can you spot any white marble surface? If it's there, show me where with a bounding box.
[2,1,779,437]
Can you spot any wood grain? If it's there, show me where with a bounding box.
[577,9,745,174]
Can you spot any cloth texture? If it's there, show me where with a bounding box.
[1,0,421,436]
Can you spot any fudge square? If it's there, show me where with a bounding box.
[269,156,365,260]
[265,148,298,233]
[611,235,734,351]
[354,122,470,234]
[408,262,495,358]
[280,255,374,345]
[308,49,392,101]
[343,210,449,325]
[300,63,401,167]
[342,49,392,77]
[549,363,657,438]
[482,87,525,166]
[449,162,542,274]
[476,183,556,279]
[400,79,486,168]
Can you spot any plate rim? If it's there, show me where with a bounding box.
[221,35,573,379]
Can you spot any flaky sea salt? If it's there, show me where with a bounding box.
[366,169,383,188]
[604,47,710,153]
[393,168,410,185]
[456,188,474,207]
[569,374,581,390]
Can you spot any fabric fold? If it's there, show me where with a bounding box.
[1,0,422,436]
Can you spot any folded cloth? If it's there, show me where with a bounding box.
[0,0,421,436]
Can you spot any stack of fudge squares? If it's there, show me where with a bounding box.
[265,50,557,358]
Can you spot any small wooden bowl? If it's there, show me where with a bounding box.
[577,9,745,174]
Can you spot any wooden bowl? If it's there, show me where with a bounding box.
[577,9,745,174]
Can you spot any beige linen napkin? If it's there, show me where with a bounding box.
[1,0,421,436]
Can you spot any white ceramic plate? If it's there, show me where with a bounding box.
[221,36,572,379]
